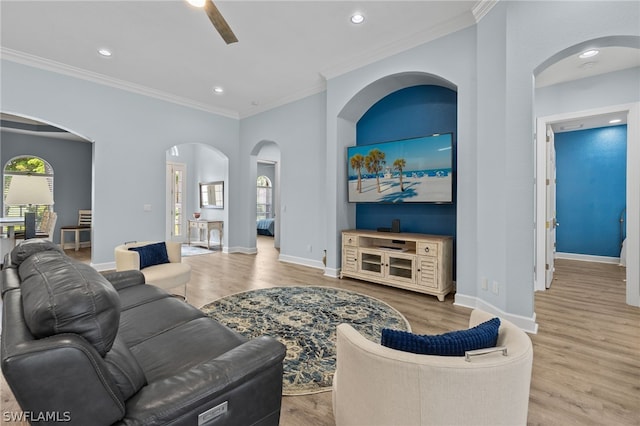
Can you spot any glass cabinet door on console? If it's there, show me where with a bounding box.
[358,249,383,277]
[357,249,416,285]
[386,252,416,285]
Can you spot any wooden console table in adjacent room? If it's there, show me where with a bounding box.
[188,220,223,250]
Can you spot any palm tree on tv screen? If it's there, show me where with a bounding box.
[393,158,406,192]
[350,153,365,193]
[365,149,386,193]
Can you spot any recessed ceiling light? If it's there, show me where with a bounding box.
[186,0,206,7]
[580,61,597,69]
[213,86,224,94]
[350,13,365,24]
[97,48,112,57]
[609,119,622,124]
[561,124,583,131]
[579,49,599,59]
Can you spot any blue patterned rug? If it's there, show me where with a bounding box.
[201,286,410,395]
[181,244,218,257]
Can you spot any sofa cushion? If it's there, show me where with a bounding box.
[19,251,121,356]
[381,317,501,356]
[128,242,170,269]
[104,336,147,400]
[10,238,64,266]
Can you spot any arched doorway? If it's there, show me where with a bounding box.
[250,141,281,250]
[533,36,640,306]
[165,143,229,250]
[0,112,93,259]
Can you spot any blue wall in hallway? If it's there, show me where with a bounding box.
[355,85,457,238]
[555,125,627,257]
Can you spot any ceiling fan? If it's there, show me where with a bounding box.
[187,0,238,44]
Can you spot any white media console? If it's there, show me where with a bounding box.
[341,230,453,301]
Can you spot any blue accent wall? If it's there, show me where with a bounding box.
[555,125,627,257]
[355,85,457,237]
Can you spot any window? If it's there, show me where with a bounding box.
[3,156,54,229]
[257,175,272,220]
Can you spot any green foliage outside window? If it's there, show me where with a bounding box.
[3,156,53,227]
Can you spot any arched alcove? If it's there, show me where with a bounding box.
[334,72,459,277]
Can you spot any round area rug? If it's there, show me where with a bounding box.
[201,286,410,395]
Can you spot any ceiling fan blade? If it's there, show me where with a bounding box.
[204,0,238,44]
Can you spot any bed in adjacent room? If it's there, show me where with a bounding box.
[257,218,275,236]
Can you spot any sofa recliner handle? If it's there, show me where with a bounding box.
[465,346,507,362]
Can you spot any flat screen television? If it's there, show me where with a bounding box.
[347,133,453,204]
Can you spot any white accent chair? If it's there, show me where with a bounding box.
[332,309,533,426]
[114,241,191,299]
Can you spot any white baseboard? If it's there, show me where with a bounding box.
[92,261,115,272]
[454,294,538,334]
[324,267,340,278]
[555,252,621,264]
[61,241,92,250]
[226,246,257,254]
[279,254,325,270]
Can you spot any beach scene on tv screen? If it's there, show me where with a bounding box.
[348,134,452,203]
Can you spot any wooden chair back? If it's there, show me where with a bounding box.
[78,210,92,227]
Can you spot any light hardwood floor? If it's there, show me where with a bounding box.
[2,238,639,425]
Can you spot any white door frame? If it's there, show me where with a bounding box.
[166,162,187,243]
[535,102,640,307]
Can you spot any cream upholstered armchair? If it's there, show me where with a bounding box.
[114,241,191,299]
[332,309,533,426]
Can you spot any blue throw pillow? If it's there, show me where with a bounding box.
[381,317,501,356]
[128,242,170,269]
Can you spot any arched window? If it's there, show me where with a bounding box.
[3,156,54,227]
[257,175,272,220]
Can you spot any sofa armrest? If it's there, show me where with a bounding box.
[119,336,286,426]
[102,270,146,290]
[115,246,140,271]
[2,333,125,426]
[164,241,182,263]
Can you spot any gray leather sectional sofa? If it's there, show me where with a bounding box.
[1,239,286,425]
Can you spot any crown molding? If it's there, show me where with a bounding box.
[239,80,327,119]
[472,0,499,22]
[319,11,476,81]
[1,47,240,120]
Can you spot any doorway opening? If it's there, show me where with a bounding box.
[251,141,281,251]
[535,105,638,305]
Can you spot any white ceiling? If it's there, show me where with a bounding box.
[0,0,482,119]
[1,1,637,128]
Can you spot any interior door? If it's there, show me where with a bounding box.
[166,162,187,242]
[545,126,557,288]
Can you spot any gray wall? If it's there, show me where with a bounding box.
[0,130,92,244]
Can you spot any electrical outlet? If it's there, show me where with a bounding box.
[307,244,312,252]
[492,281,499,295]
[481,278,488,291]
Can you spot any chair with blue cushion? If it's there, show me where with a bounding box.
[114,241,191,300]
[332,309,533,426]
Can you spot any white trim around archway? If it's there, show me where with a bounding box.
[535,102,639,307]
